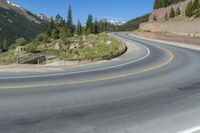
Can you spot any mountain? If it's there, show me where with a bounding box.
[121,14,150,31]
[100,19,126,26]
[0,0,49,46]
[36,13,51,22]
[97,16,150,32]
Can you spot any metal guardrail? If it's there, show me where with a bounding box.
[18,53,46,64]
[102,43,127,60]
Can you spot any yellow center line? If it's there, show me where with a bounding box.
[0,46,174,90]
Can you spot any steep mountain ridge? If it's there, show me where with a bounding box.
[0,0,49,46]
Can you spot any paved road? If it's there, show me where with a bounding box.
[1,32,200,133]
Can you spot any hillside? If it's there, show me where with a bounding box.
[154,0,185,9]
[0,0,48,46]
[121,14,150,31]
[137,0,200,46]
[140,0,200,34]
[97,15,150,32]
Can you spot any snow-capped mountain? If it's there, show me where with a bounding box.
[36,13,51,22]
[0,0,49,45]
[100,19,126,26]
[5,0,24,10]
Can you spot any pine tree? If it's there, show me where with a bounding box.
[94,19,99,34]
[185,1,194,17]
[59,27,68,44]
[193,0,199,10]
[66,5,74,37]
[51,28,59,39]
[169,7,175,18]
[154,0,185,9]
[85,14,93,35]
[55,14,65,27]
[76,20,82,36]
[154,0,159,9]
[45,17,55,36]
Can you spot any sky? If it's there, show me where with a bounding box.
[11,0,154,23]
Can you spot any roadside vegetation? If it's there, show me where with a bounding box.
[185,0,200,17]
[0,6,125,65]
[154,0,185,9]
[153,0,200,21]
[120,14,150,31]
[0,51,15,65]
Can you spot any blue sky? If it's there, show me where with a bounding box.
[11,0,154,23]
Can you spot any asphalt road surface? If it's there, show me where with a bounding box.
[1,32,200,133]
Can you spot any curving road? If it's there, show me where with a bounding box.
[1,32,200,133]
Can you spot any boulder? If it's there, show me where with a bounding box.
[106,41,112,45]
[15,46,26,56]
[54,43,61,50]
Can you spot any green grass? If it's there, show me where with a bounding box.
[0,51,16,65]
[0,33,124,65]
[55,33,124,60]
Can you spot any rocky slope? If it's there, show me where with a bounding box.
[139,0,200,35]
[0,0,49,46]
[150,0,191,21]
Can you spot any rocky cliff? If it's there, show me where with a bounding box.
[149,0,192,21]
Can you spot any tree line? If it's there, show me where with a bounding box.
[154,0,185,9]
[0,5,150,49]
[120,14,150,31]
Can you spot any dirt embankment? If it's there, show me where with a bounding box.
[135,31,200,46]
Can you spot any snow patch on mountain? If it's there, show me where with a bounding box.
[101,19,126,26]
[6,0,24,10]
[36,13,51,22]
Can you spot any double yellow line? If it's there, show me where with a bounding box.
[0,47,174,90]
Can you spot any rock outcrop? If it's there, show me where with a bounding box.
[149,0,192,21]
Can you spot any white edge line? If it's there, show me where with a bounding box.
[0,38,151,79]
[178,125,200,133]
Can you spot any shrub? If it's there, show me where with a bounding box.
[185,1,194,17]
[26,43,38,53]
[51,29,59,39]
[9,44,18,50]
[15,37,28,46]
[59,27,70,45]
[34,34,44,42]
[42,33,50,43]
